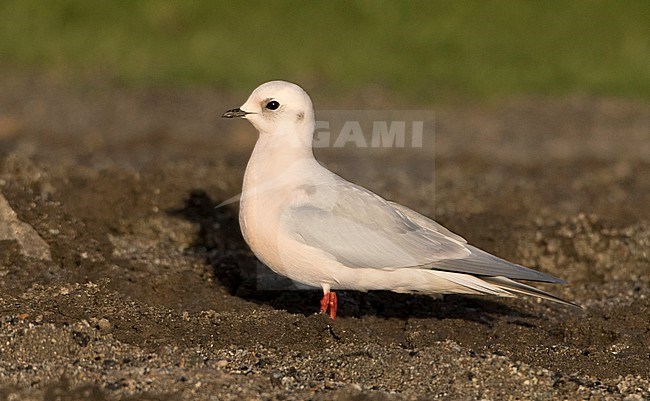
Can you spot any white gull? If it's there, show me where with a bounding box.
[223,80,577,318]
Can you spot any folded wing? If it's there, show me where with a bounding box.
[283,177,562,283]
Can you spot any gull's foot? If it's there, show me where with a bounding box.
[319,291,338,319]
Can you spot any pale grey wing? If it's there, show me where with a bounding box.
[429,245,566,283]
[387,201,467,244]
[285,175,565,283]
[282,184,470,269]
[390,201,564,283]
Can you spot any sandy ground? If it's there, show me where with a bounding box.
[0,75,648,400]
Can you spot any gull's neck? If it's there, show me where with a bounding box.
[249,119,316,167]
[242,122,318,199]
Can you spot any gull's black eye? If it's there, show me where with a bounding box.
[265,100,280,110]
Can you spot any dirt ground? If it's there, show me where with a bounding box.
[0,75,648,400]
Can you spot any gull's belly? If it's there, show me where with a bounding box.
[239,190,341,288]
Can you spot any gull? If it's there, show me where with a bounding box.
[222,80,577,319]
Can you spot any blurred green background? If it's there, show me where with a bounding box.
[1,0,648,101]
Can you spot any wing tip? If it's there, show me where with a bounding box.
[535,274,567,285]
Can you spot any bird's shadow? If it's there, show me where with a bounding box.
[170,190,537,325]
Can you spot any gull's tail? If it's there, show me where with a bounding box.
[481,276,582,308]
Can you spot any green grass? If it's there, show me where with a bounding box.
[1,0,648,101]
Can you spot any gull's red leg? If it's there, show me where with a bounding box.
[328,292,338,320]
[319,291,338,320]
[320,292,330,314]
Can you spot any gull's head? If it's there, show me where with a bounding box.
[222,81,315,136]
